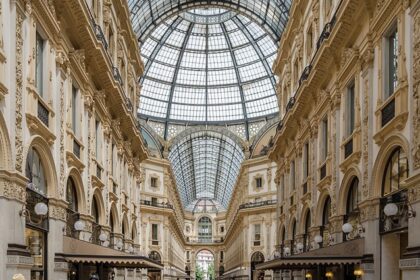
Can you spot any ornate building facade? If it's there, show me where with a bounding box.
[1,0,420,280]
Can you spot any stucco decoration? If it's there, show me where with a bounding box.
[412,7,420,169]
[15,9,24,172]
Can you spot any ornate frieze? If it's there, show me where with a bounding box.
[14,9,24,172]
[412,7,420,169]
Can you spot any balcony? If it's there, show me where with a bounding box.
[140,200,173,209]
[187,238,224,244]
[238,200,277,210]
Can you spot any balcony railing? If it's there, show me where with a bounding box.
[187,238,224,244]
[238,200,277,210]
[73,140,81,159]
[299,65,312,86]
[65,208,80,239]
[140,200,173,209]
[286,97,296,112]
[37,101,49,127]
[90,222,102,245]
[381,98,395,127]
[316,16,337,50]
[112,67,123,85]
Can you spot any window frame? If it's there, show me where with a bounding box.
[384,23,398,99]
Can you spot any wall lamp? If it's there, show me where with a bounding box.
[354,268,363,278]
[384,198,416,218]
[19,201,48,224]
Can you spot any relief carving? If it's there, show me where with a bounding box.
[15,11,24,172]
[412,9,420,169]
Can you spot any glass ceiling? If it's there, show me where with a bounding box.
[168,131,244,210]
[136,7,282,139]
[128,0,292,44]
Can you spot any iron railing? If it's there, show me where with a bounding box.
[381,98,395,127]
[37,101,49,127]
[73,140,81,159]
[140,200,173,209]
[238,200,277,209]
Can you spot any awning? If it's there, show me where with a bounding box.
[256,238,371,270]
[58,236,163,270]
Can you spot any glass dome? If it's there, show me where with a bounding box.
[138,7,280,139]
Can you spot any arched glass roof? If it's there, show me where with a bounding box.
[129,0,292,44]
[137,8,282,139]
[168,131,244,210]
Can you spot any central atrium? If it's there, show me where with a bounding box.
[1,0,420,280]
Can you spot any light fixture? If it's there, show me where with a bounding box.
[74,220,85,231]
[20,201,49,224]
[384,202,399,217]
[354,268,363,278]
[34,202,49,216]
[325,271,333,278]
[99,233,107,242]
[342,223,353,234]
[305,272,312,279]
[314,235,323,244]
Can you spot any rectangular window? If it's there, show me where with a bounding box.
[256,177,262,188]
[186,251,190,260]
[220,226,224,233]
[111,144,115,176]
[151,177,158,188]
[347,83,355,136]
[321,118,328,161]
[254,224,261,241]
[220,251,224,261]
[152,224,158,241]
[72,85,78,133]
[303,142,309,179]
[386,26,398,98]
[280,175,285,201]
[290,161,295,190]
[35,32,44,96]
[95,120,100,158]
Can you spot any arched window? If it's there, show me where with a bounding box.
[219,265,224,275]
[92,197,99,223]
[382,147,408,196]
[25,147,47,195]
[304,211,311,251]
[322,196,331,226]
[122,221,126,237]
[198,216,212,242]
[281,227,286,245]
[291,219,297,254]
[346,177,359,214]
[132,223,137,242]
[66,177,78,212]
[110,210,115,233]
[149,251,161,262]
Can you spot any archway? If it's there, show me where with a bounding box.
[196,250,215,280]
[250,251,265,279]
